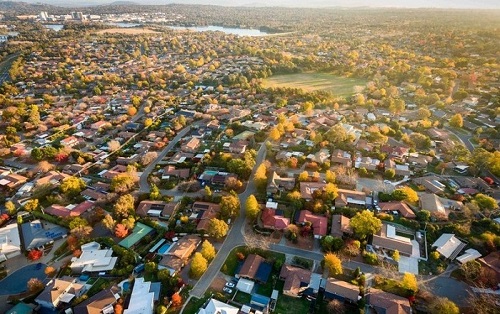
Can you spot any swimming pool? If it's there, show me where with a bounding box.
[157,243,172,255]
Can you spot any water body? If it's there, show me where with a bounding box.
[168,25,269,36]
[108,22,143,28]
[44,24,64,32]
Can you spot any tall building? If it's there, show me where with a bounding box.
[39,11,48,21]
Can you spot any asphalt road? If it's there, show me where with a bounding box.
[0,53,19,85]
[138,125,193,193]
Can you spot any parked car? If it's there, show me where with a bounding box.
[225,282,235,288]
[222,287,233,294]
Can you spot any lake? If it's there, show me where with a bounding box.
[168,25,269,36]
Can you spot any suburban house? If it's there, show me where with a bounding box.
[228,140,248,154]
[236,254,273,284]
[118,223,154,249]
[267,171,295,196]
[478,251,500,286]
[324,278,360,303]
[161,165,190,180]
[295,210,328,238]
[44,201,95,218]
[21,219,68,250]
[181,137,201,153]
[413,176,446,195]
[35,276,86,310]
[34,171,70,186]
[73,288,119,314]
[60,136,80,148]
[0,223,22,260]
[279,264,321,298]
[335,189,367,208]
[384,159,411,176]
[70,241,118,274]
[331,149,353,167]
[198,298,239,314]
[261,206,290,230]
[0,173,28,189]
[355,156,380,171]
[159,235,201,275]
[378,202,416,219]
[195,202,221,232]
[136,201,178,219]
[419,193,463,216]
[371,223,414,257]
[300,182,326,201]
[431,233,466,260]
[365,288,412,314]
[123,277,160,314]
[331,215,353,238]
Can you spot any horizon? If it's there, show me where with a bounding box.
[8,0,500,9]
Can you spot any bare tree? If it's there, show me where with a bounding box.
[244,233,270,251]
[36,160,55,173]
[141,151,158,166]
[108,140,121,152]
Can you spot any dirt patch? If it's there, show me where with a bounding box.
[96,28,160,35]
[210,276,226,292]
[286,236,314,250]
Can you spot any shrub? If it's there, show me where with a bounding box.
[363,251,379,265]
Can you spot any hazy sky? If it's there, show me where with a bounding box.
[19,0,500,9]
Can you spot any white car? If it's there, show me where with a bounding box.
[225,282,235,288]
[222,287,233,294]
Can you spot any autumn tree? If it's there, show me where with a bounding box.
[245,194,260,220]
[36,160,55,173]
[298,171,309,182]
[190,252,207,278]
[208,218,229,239]
[60,176,86,196]
[171,292,182,307]
[349,210,382,239]
[114,194,135,219]
[325,170,336,184]
[449,113,463,128]
[141,151,158,165]
[269,127,281,141]
[427,297,459,314]
[394,186,419,203]
[44,266,56,277]
[5,201,16,215]
[400,273,418,295]
[474,193,498,211]
[220,194,240,220]
[392,250,400,262]
[111,173,136,193]
[102,214,116,231]
[253,163,268,191]
[24,199,39,212]
[324,183,338,202]
[114,224,129,238]
[108,140,121,152]
[27,278,44,293]
[324,253,343,276]
[200,240,216,262]
[326,299,346,314]
[71,225,93,239]
[127,106,137,116]
[150,183,161,200]
[69,217,88,230]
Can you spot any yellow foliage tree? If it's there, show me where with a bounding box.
[324,253,343,276]
[190,252,208,279]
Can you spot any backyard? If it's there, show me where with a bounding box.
[274,294,311,314]
[262,73,366,97]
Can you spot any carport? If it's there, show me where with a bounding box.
[236,278,255,294]
[398,256,419,274]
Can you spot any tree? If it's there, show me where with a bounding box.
[416,210,431,222]
[474,193,498,211]
[45,266,56,277]
[427,297,459,314]
[127,106,137,116]
[204,186,212,198]
[298,171,309,182]
[114,223,129,238]
[145,261,158,274]
[144,118,153,128]
[324,183,338,202]
[321,235,344,252]
[394,186,419,203]
[324,253,343,276]
[102,214,116,231]
[460,260,481,281]
[325,170,336,184]
[245,194,260,220]
[114,194,135,219]
[220,194,240,220]
[108,140,121,152]
[24,199,39,212]
[171,292,182,307]
[71,225,93,239]
[27,278,44,293]
[326,299,346,314]
[60,176,86,196]
[69,217,88,230]
[150,183,161,200]
[269,127,281,141]
[400,272,418,294]
[36,160,55,173]
[384,168,395,179]
[349,210,382,239]
[28,249,43,261]
[253,163,268,191]
[5,201,16,215]
[208,218,229,239]
[200,240,216,262]
[111,173,136,193]
[392,250,400,262]
[141,151,158,165]
[449,113,463,128]
[190,252,207,278]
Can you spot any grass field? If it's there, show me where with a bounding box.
[262,73,366,97]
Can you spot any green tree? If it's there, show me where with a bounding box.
[474,193,498,210]
[220,194,240,220]
[31,148,44,161]
[384,168,396,179]
[60,176,86,196]
[449,113,463,128]
[145,261,158,274]
[393,186,419,203]
[200,240,216,262]
[207,218,229,239]
[324,253,343,276]
[24,199,39,212]
[245,194,260,220]
[416,210,431,222]
[190,252,207,279]
[320,235,344,252]
[102,214,116,231]
[428,297,459,314]
[349,210,382,239]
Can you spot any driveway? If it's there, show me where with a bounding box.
[0,263,47,295]
[398,256,419,275]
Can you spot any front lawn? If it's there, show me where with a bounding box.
[233,291,252,305]
[182,296,209,314]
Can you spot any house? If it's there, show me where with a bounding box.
[384,159,411,176]
[413,176,445,195]
[0,173,28,189]
[60,136,79,148]
[431,233,466,260]
[159,235,201,275]
[198,298,239,314]
[228,140,248,154]
[136,201,178,219]
[70,241,117,274]
[300,182,326,201]
[195,202,220,232]
[267,171,295,195]
[419,193,463,216]
[279,264,313,297]
[236,254,272,283]
[456,248,482,264]
[35,276,85,310]
[331,149,352,167]
[181,137,201,153]
[324,278,360,303]
[355,156,380,171]
[44,201,95,218]
[261,207,290,230]
[378,202,416,219]
[331,215,353,238]
[478,251,500,286]
[366,288,412,314]
[118,222,154,249]
[307,148,331,164]
[296,210,328,238]
[162,165,190,180]
[0,223,22,260]
[34,171,70,186]
[335,189,367,208]
[123,277,157,314]
[81,188,107,202]
[73,288,119,314]
[371,223,414,257]
[21,219,67,250]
